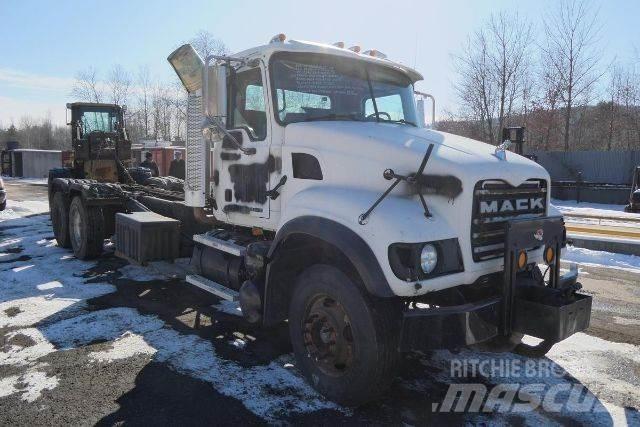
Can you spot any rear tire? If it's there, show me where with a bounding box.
[0,200,5,211]
[288,264,400,406]
[69,196,105,260]
[51,192,71,248]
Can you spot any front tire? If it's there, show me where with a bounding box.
[289,264,400,406]
[69,196,105,260]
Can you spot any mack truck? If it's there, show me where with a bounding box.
[48,35,592,405]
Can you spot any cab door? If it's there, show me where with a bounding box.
[214,64,275,226]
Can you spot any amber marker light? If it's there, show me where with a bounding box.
[544,246,555,264]
[517,250,528,270]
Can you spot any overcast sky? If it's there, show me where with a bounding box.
[0,0,638,126]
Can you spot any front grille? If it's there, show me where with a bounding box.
[471,179,547,261]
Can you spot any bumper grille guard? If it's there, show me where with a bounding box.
[399,216,592,352]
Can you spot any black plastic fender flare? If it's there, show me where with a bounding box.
[263,216,394,325]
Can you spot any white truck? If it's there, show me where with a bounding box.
[49,35,592,405]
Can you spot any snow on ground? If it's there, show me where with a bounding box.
[1,177,48,185]
[563,244,640,274]
[0,371,59,403]
[88,332,157,363]
[0,212,639,422]
[213,300,243,317]
[552,199,637,219]
[0,199,49,221]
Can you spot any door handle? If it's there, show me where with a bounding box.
[266,175,287,200]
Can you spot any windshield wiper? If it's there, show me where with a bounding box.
[365,68,380,123]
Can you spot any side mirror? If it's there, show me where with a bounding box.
[168,44,204,93]
[203,64,227,124]
[414,91,436,128]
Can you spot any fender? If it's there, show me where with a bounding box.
[49,177,95,194]
[268,215,394,297]
[262,215,394,326]
[50,177,72,194]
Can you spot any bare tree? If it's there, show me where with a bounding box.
[488,13,534,136]
[453,12,533,144]
[537,70,564,150]
[137,66,152,137]
[604,63,622,150]
[190,30,229,59]
[617,64,640,149]
[107,65,132,106]
[71,67,103,102]
[541,0,602,151]
[170,79,187,142]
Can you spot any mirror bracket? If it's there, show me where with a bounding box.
[203,116,255,155]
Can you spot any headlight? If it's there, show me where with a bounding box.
[388,239,463,281]
[420,244,438,274]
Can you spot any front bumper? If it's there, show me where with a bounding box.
[399,216,593,352]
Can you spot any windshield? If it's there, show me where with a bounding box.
[270,52,417,126]
[79,108,120,134]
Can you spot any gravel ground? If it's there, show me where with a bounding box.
[1,180,639,425]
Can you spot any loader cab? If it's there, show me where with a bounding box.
[67,102,131,182]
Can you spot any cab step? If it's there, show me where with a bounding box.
[186,274,239,301]
[193,232,247,256]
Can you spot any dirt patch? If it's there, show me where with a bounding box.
[4,307,22,317]
[5,333,37,348]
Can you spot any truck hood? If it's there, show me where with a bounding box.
[284,121,549,191]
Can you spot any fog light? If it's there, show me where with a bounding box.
[420,244,438,274]
[517,250,528,270]
[544,246,555,264]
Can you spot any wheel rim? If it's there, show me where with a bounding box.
[302,294,354,377]
[69,203,83,250]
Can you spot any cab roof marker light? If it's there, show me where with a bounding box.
[269,33,286,44]
[363,49,388,59]
[332,42,345,48]
[348,45,361,53]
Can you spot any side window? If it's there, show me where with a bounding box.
[246,84,265,112]
[230,68,267,140]
[364,94,405,121]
